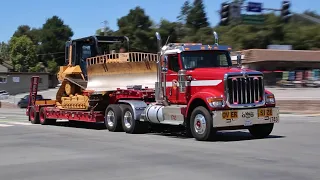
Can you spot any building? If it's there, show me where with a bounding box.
[0,72,58,95]
[0,61,14,72]
[236,49,320,86]
[241,49,320,70]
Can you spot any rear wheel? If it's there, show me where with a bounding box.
[39,107,56,125]
[248,123,274,138]
[29,106,39,124]
[121,104,147,134]
[105,104,123,132]
[190,106,216,141]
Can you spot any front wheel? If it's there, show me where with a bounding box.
[248,123,274,138]
[190,106,216,141]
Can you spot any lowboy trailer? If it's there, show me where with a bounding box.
[26,31,279,141]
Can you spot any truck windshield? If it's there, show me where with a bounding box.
[181,50,232,70]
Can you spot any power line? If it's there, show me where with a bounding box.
[36,52,65,56]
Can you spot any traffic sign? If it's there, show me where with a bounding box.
[241,14,264,25]
[247,2,263,13]
[230,2,241,19]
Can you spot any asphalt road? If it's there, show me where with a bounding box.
[2,87,320,106]
[0,108,320,180]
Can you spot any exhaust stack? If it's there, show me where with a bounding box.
[155,32,168,105]
[213,31,219,45]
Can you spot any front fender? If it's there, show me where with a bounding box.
[186,88,223,116]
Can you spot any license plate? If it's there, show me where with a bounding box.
[258,108,273,117]
[222,110,238,119]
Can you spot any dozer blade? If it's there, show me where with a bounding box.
[86,52,158,92]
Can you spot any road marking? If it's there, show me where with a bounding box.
[0,124,14,127]
[7,122,34,126]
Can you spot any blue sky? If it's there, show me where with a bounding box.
[0,0,318,42]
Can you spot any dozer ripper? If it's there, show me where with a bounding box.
[26,31,280,141]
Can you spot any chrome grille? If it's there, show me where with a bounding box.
[225,72,265,108]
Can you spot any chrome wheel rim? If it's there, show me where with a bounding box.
[124,111,133,129]
[194,114,206,135]
[106,110,115,127]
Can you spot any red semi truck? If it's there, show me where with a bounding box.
[26,31,279,141]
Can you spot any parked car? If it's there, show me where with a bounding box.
[0,90,9,100]
[17,94,44,108]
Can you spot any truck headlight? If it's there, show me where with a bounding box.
[206,97,225,108]
[265,94,275,104]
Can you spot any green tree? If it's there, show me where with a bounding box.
[116,6,155,52]
[9,35,37,72]
[0,42,10,62]
[157,19,179,45]
[177,1,191,23]
[39,15,73,66]
[186,0,210,33]
[12,25,42,46]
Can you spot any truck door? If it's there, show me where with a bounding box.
[166,55,181,104]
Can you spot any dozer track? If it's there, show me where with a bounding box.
[56,76,90,110]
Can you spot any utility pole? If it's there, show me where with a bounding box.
[101,20,108,36]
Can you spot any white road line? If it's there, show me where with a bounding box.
[0,124,14,127]
[7,122,34,126]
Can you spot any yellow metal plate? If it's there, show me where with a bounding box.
[258,108,273,117]
[222,110,238,119]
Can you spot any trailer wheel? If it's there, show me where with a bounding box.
[190,106,216,141]
[121,104,147,134]
[39,107,56,125]
[105,104,123,132]
[29,107,39,124]
[248,123,274,139]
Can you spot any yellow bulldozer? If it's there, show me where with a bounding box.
[56,35,158,110]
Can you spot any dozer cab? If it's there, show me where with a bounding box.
[56,35,158,110]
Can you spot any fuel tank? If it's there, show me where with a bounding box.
[143,104,164,124]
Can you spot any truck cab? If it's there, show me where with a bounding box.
[143,31,279,141]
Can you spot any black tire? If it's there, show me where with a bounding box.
[121,104,147,134]
[39,107,56,125]
[105,104,123,132]
[184,119,194,138]
[29,106,39,124]
[190,106,216,141]
[248,123,274,138]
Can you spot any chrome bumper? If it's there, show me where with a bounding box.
[212,107,279,128]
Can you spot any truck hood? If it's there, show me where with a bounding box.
[187,67,261,80]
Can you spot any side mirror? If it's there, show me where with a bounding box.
[237,53,242,68]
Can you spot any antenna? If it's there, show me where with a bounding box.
[165,36,171,46]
